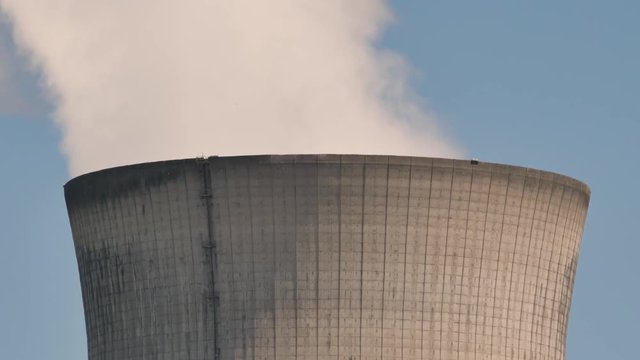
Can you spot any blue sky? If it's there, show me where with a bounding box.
[1,1,639,359]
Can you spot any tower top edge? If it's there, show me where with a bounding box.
[64,154,591,197]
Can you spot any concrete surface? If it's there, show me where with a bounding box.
[65,155,590,360]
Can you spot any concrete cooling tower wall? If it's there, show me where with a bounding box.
[64,155,590,360]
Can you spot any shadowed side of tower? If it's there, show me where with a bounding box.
[65,155,590,360]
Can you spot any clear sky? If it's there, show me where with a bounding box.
[1,1,638,359]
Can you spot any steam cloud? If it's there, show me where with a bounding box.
[0,19,45,117]
[0,0,462,176]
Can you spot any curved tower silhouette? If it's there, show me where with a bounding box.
[65,155,590,360]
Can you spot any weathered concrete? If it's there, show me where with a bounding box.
[65,155,590,360]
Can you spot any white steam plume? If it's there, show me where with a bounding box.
[0,0,462,176]
[0,18,46,117]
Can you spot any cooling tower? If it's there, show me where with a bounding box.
[64,155,590,360]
